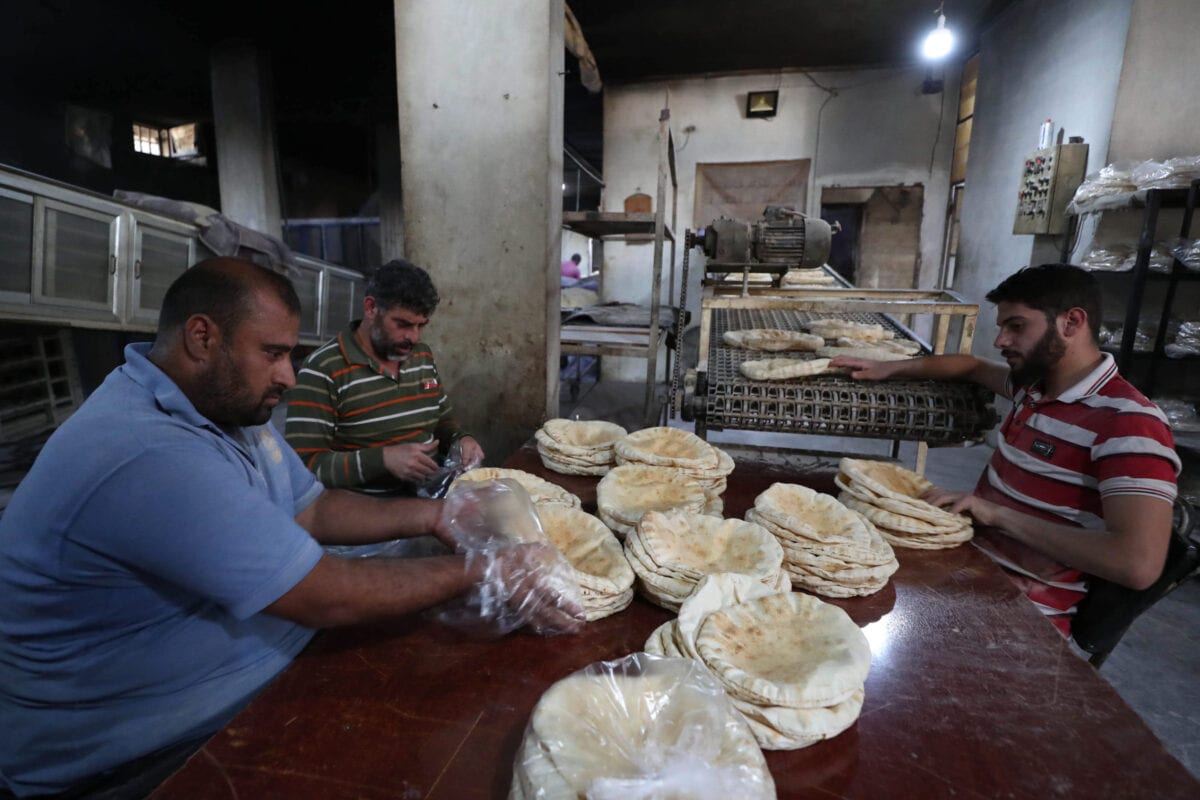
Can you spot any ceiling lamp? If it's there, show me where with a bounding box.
[922,3,954,61]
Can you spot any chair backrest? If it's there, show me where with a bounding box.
[1072,497,1200,662]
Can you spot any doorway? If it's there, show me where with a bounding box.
[820,185,924,289]
[819,204,863,283]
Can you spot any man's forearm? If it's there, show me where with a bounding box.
[266,554,481,627]
[886,354,986,381]
[299,489,442,545]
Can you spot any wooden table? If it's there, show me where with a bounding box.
[152,444,1199,799]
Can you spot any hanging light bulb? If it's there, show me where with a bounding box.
[922,4,954,61]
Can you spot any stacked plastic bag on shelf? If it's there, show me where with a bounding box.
[1166,320,1200,359]
[1080,242,1175,273]
[1068,155,1200,214]
[1168,238,1200,271]
[1157,398,1200,432]
[435,479,586,637]
[509,652,776,800]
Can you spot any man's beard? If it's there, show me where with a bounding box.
[368,316,415,363]
[1006,323,1067,387]
[194,346,284,428]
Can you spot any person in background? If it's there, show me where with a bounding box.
[831,263,1180,635]
[561,252,582,280]
[0,259,574,799]
[286,260,484,496]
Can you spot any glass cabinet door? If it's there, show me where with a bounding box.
[129,216,197,323]
[0,188,34,303]
[291,260,322,339]
[35,197,120,319]
[323,270,360,335]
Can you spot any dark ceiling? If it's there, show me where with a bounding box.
[4,0,1013,179]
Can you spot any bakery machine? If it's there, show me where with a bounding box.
[669,208,996,473]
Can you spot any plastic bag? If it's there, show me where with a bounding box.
[509,652,775,800]
[1081,245,1134,272]
[416,439,484,499]
[1157,397,1200,432]
[1068,160,1140,214]
[435,479,584,637]
[1168,238,1200,271]
[1134,155,1200,190]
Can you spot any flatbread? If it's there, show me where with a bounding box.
[835,336,921,355]
[596,464,708,528]
[539,418,628,451]
[536,505,635,597]
[637,511,784,583]
[803,318,893,342]
[695,592,871,709]
[613,427,720,471]
[833,472,968,528]
[815,345,912,362]
[751,483,875,547]
[740,358,833,381]
[838,494,969,535]
[839,458,933,501]
[450,468,581,508]
[722,329,824,352]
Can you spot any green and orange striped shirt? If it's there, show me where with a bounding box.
[284,322,467,493]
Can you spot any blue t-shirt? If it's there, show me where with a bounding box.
[0,343,325,796]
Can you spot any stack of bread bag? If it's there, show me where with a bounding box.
[745,482,898,597]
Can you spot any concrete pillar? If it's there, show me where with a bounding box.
[393,0,563,463]
[210,42,283,235]
[375,121,405,261]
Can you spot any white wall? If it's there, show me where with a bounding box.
[955,0,1133,357]
[600,66,960,380]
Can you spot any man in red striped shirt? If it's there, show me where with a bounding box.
[832,264,1180,634]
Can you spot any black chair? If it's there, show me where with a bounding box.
[1072,496,1200,668]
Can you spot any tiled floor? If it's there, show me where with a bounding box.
[561,379,1200,779]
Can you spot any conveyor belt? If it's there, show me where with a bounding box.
[703,308,995,443]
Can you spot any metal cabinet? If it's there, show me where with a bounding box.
[126,214,198,324]
[322,268,360,335]
[33,196,123,322]
[0,187,34,302]
[290,256,324,340]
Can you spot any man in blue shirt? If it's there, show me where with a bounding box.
[0,259,577,798]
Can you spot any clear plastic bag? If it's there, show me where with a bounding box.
[509,652,775,800]
[435,479,585,637]
[1168,238,1200,271]
[416,439,485,499]
[1134,155,1200,190]
[1081,244,1135,272]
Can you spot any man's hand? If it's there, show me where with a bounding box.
[458,435,485,469]
[496,543,585,635]
[921,487,1003,527]
[830,356,898,381]
[382,440,440,482]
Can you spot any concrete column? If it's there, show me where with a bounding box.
[375,121,405,261]
[210,42,283,235]
[394,0,563,462]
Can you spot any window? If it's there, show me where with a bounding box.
[132,122,200,160]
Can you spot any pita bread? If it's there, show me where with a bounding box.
[815,345,912,362]
[803,318,893,342]
[839,458,933,500]
[750,483,876,546]
[836,336,921,355]
[516,655,775,799]
[535,505,635,597]
[722,329,825,352]
[740,358,833,381]
[839,494,969,535]
[596,464,708,529]
[638,512,784,583]
[613,427,720,471]
[833,472,968,528]
[781,268,838,287]
[540,418,628,451]
[450,468,581,508]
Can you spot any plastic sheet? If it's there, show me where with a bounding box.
[435,479,585,637]
[509,652,775,800]
[1132,156,1200,190]
[1166,320,1200,359]
[1168,238,1200,271]
[416,439,485,499]
[1157,397,1200,432]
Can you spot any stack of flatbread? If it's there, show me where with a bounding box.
[624,511,790,611]
[745,482,899,597]
[534,418,627,476]
[722,328,824,352]
[781,267,837,286]
[804,318,894,343]
[595,464,709,538]
[536,505,636,621]
[510,652,776,799]
[450,468,581,509]
[645,573,871,750]
[836,458,973,549]
[613,427,734,515]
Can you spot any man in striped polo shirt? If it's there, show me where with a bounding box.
[286,260,484,496]
[832,264,1180,635]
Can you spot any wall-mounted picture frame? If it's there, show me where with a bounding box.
[746,90,779,118]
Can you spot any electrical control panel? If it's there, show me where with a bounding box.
[1012,142,1089,235]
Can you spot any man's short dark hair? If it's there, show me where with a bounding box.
[570,253,582,263]
[157,258,301,339]
[365,259,440,316]
[986,263,1102,342]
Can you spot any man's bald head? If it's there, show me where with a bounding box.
[154,258,301,344]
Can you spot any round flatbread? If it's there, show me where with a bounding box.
[815,345,912,362]
[450,468,581,508]
[597,465,708,528]
[536,505,635,597]
[740,358,833,381]
[722,329,825,352]
[613,427,720,471]
[695,592,871,709]
[539,418,628,451]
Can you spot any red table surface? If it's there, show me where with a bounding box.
[152,443,1199,799]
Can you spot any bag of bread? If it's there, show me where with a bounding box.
[510,652,775,800]
[437,479,585,637]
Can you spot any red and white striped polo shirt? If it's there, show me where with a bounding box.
[972,353,1180,632]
